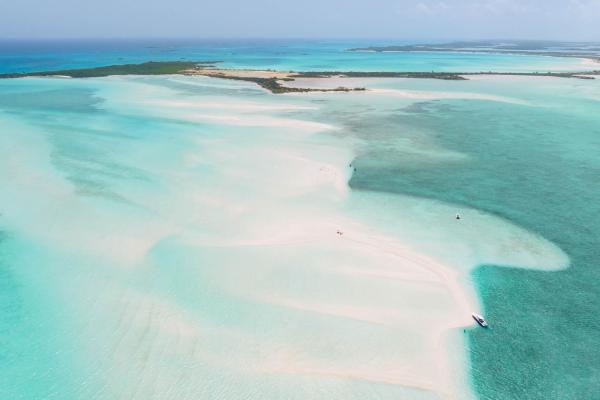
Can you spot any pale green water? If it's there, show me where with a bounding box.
[0,72,598,400]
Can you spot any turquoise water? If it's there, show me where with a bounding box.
[1,42,600,399]
[0,39,592,74]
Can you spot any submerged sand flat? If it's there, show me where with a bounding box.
[0,75,568,400]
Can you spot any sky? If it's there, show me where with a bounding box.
[1,0,600,40]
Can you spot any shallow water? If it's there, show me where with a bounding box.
[2,75,486,399]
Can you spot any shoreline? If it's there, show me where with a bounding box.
[1,61,598,94]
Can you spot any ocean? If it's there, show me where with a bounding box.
[0,40,598,400]
[0,39,593,74]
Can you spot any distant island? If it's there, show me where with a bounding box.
[0,60,598,94]
[349,40,600,63]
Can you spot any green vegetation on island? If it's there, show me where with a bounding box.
[0,61,218,79]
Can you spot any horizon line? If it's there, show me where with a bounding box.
[1,37,599,43]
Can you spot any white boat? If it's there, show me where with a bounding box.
[472,313,488,328]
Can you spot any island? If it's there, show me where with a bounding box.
[1,60,598,94]
[348,40,600,64]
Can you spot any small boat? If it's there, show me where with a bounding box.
[472,313,488,328]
